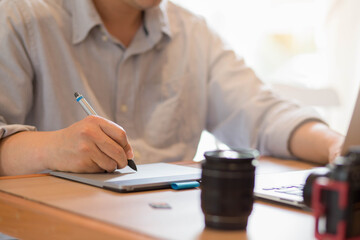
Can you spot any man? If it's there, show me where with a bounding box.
[0,0,343,176]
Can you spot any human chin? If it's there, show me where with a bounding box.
[128,0,162,10]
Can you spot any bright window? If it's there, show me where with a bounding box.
[172,0,360,134]
[170,0,360,160]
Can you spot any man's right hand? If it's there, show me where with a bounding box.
[0,116,134,176]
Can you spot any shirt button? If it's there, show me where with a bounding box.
[120,104,128,113]
[102,35,108,42]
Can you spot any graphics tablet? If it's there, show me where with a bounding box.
[50,163,201,192]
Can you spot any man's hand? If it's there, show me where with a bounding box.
[47,115,134,173]
[289,121,344,164]
[0,116,134,175]
[327,134,345,163]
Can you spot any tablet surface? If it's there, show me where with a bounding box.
[50,163,201,192]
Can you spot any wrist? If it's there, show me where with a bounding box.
[289,121,340,164]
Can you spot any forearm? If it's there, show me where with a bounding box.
[0,116,134,176]
[289,121,344,164]
[0,131,52,176]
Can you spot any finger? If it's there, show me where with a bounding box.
[71,156,105,173]
[80,163,105,173]
[71,134,117,173]
[76,116,129,169]
[90,144,119,172]
[97,117,134,159]
[93,131,128,169]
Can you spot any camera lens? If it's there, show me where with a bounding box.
[201,149,258,230]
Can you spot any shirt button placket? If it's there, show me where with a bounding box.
[115,58,133,133]
[120,104,128,113]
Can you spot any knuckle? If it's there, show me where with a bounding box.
[78,143,91,154]
[79,126,93,138]
[81,116,101,129]
[113,145,124,156]
[85,115,98,123]
[117,129,127,139]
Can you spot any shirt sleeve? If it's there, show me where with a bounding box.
[203,21,324,159]
[0,1,37,139]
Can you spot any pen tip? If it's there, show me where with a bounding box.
[74,92,80,98]
[128,159,137,171]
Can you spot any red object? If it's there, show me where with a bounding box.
[312,177,355,240]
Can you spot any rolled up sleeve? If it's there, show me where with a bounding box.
[0,119,36,139]
[0,1,36,139]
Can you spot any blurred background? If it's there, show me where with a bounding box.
[170,0,360,160]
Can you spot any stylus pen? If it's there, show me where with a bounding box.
[74,92,137,172]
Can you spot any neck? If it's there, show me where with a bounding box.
[93,0,143,47]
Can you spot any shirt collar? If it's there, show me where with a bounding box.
[68,0,172,45]
[69,0,102,45]
[145,0,172,39]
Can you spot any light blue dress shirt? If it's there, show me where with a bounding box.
[0,0,322,164]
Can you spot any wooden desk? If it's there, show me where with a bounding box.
[0,157,318,240]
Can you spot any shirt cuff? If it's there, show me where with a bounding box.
[263,106,325,159]
[0,124,37,139]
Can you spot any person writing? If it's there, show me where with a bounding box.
[0,0,343,176]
